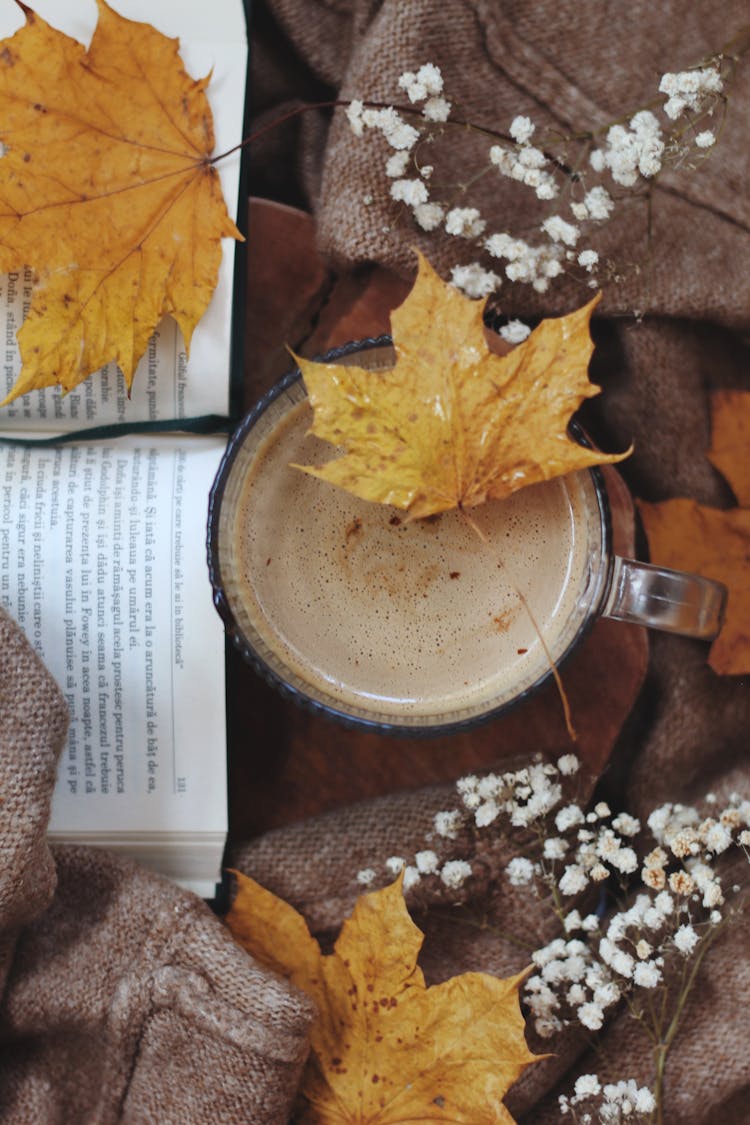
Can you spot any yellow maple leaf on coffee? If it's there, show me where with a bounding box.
[295,254,628,519]
[226,872,540,1124]
[638,390,750,675]
[0,1,241,404]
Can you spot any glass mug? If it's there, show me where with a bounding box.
[207,339,726,735]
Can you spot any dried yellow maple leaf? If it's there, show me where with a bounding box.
[0,1,241,404]
[226,872,540,1124]
[638,390,750,675]
[295,254,628,519]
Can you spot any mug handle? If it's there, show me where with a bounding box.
[601,557,727,640]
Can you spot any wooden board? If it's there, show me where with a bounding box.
[227,198,649,840]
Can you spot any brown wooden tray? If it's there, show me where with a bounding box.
[226,199,649,841]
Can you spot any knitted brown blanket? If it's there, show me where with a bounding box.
[241,0,750,1120]
[2,1,749,1121]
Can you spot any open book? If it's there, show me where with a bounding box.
[0,0,248,897]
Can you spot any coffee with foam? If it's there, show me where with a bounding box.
[218,379,606,729]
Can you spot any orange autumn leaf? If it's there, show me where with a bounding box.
[0,1,241,404]
[706,390,750,506]
[226,872,540,1124]
[295,253,629,519]
[638,390,750,675]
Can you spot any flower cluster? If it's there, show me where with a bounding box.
[344,54,730,303]
[354,754,748,1119]
[560,1074,656,1123]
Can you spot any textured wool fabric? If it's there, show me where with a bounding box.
[0,606,314,1124]
[3,2,749,1121]
[234,1,750,1121]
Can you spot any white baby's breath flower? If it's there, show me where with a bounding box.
[544,837,569,861]
[476,774,503,800]
[345,99,364,136]
[403,866,421,890]
[499,318,531,345]
[489,144,514,171]
[574,1074,602,1099]
[445,206,486,238]
[390,178,429,206]
[642,866,666,891]
[644,846,668,869]
[564,909,583,933]
[385,855,405,875]
[611,846,638,874]
[610,949,635,979]
[398,70,426,102]
[654,891,674,915]
[635,1088,657,1114]
[612,812,641,837]
[415,849,439,874]
[701,880,724,909]
[456,775,478,796]
[535,178,559,200]
[518,145,546,169]
[385,151,410,177]
[633,960,661,988]
[510,114,535,144]
[423,96,451,122]
[541,215,580,246]
[583,185,615,221]
[597,111,664,184]
[398,63,443,104]
[366,107,420,151]
[440,859,473,889]
[532,938,567,968]
[578,1001,605,1030]
[398,62,443,99]
[450,263,499,298]
[703,821,732,854]
[594,981,620,1007]
[589,147,606,172]
[559,864,589,895]
[434,809,462,839]
[577,249,599,272]
[695,130,716,148]
[556,804,585,833]
[413,201,445,231]
[674,923,700,955]
[720,807,742,829]
[567,983,587,1006]
[356,867,376,886]
[670,870,696,896]
[475,800,500,827]
[557,753,580,776]
[659,65,723,119]
[507,856,536,886]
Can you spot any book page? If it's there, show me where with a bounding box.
[0,434,228,896]
[0,0,247,434]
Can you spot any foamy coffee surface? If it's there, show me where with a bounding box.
[231,395,597,721]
